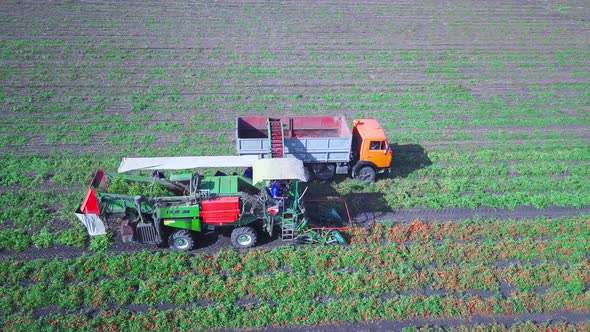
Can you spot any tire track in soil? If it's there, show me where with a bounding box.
[223,311,590,332]
[363,205,590,225]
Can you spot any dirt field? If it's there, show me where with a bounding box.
[0,0,589,330]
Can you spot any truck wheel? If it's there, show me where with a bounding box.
[231,227,257,249]
[169,230,194,252]
[311,164,335,180]
[356,166,376,183]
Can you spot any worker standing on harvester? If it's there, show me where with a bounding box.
[270,180,281,198]
[243,167,253,179]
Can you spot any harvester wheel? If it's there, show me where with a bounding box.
[231,227,257,249]
[356,166,376,183]
[169,230,194,252]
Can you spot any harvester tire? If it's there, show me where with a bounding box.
[231,227,257,249]
[169,230,194,252]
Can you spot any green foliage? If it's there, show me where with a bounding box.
[31,227,54,249]
[0,216,588,329]
[107,178,173,197]
[1,6,590,330]
[0,229,32,252]
[89,233,112,252]
[56,227,87,247]
[0,226,86,252]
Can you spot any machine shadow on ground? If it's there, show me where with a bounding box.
[305,144,432,226]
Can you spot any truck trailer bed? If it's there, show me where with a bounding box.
[236,116,353,163]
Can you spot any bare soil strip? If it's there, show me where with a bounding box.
[368,205,590,224]
[223,311,590,332]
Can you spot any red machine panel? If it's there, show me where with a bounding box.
[200,197,241,225]
[80,189,101,215]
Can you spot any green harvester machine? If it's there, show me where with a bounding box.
[76,157,350,251]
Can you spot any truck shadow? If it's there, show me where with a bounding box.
[304,184,391,227]
[350,144,432,224]
[341,192,391,227]
[304,144,432,226]
[387,143,432,179]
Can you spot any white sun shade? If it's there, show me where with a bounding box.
[252,158,309,184]
[118,155,260,173]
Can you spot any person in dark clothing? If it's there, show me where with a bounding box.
[270,180,281,198]
[243,167,253,179]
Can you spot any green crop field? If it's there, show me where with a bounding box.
[0,0,588,330]
[1,216,589,330]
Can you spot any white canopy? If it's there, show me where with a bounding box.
[252,158,309,184]
[118,155,259,173]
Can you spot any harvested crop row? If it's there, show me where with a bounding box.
[348,217,590,244]
[1,260,587,313]
[1,216,587,279]
[2,290,588,331]
[1,217,586,317]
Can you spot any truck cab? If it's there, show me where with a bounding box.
[352,119,393,182]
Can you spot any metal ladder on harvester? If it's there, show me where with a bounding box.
[267,118,284,158]
[280,212,295,242]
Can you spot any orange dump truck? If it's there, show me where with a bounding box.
[236,116,392,182]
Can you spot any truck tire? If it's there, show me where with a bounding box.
[231,227,257,249]
[311,164,335,180]
[169,230,194,252]
[356,166,376,183]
